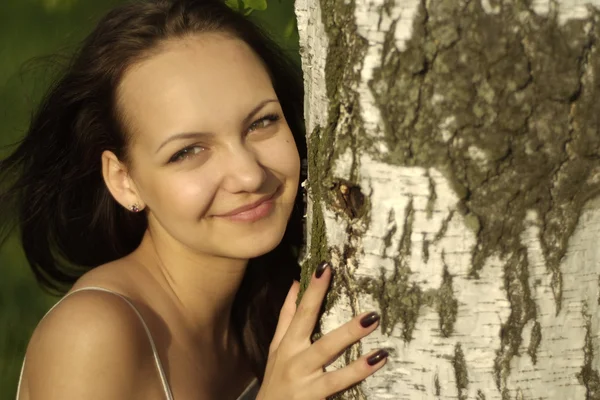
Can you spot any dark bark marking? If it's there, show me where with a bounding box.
[383,208,397,258]
[577,303,600,400]
[527,320,542,365]
[433,210,454,244]
[438,262,458,338]
[361,199,424,340]
[426,168,437,218]
[361,205,460,342]
[597,274,600,306]
[493,249,537,391]
[453,343,469,400]
[422,234,430,263]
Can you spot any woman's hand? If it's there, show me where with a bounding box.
[257,262,388,400]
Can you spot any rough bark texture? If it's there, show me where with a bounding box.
[296,0,600,398]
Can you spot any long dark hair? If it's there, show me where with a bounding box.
[0,0,305,381]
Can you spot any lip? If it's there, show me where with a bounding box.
[217,189,279,217]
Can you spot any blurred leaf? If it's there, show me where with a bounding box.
[226,0,268,14]
[224,0,241,10]
[283,15,297,39]
[245,0,268,11]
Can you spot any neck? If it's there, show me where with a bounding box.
[131,229,248,347]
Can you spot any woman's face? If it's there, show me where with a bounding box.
[115,33,301,260]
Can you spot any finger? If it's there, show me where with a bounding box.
[270,281,300,353]
[301,311,380,370]
[312,348,389,398]
[285,261,332,342]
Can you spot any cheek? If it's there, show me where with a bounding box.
[142,170,218,216]
[259,133,301,180]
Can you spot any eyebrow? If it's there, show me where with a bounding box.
[155,98,279,154]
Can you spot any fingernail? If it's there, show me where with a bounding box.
[367,349,389,366]
[360,312,380,328]
[315,261,330,278]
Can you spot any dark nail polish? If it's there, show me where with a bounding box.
[360,312,380,328]
[367,349,389,366]
[315,261,330,279]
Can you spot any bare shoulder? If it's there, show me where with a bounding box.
[24,288,154,399]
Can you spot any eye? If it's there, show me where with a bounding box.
[168,145,205,163]
[248,113,280,133]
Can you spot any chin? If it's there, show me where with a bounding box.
[214,225,287,260]
[236,234,285,259]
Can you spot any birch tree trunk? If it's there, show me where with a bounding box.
[295,0,600,398]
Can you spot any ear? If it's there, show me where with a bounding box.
[101,150,144,212]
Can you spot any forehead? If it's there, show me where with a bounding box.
[116,33,274,136]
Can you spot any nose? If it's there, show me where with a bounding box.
[220,144,267,193]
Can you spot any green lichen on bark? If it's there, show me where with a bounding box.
[577,303,600,399]
[308,0,600,396]
[300,124,331,297]
[312,0,369,398]
[317,0,368,171]
[299,200,328,294]
[360,0,600,394]
[311,0,369,306]
[452,343,469,400]
[362,268,424,339]
[368,0,600,323]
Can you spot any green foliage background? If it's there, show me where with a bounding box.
[0,0,298,397]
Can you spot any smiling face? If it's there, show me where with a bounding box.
[106,33,301,260]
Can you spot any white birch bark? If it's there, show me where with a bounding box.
[296,0,600,399]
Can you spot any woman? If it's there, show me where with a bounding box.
[1,0,388,398]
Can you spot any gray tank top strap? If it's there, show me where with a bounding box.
[15,286,173,400]
[237,378,259,400]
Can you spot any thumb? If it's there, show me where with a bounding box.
[269,280,299,353]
